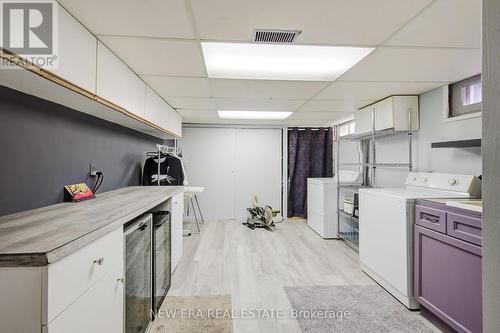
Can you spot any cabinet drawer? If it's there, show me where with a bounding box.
[44,262,124,333]
[45,228,123,324]
[415,205,446,233]
[447,212,482,246]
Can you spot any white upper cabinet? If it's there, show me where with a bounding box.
[169,108,182,137]
[52,5,97,93]
[145,86,169,129]
[145,86,182,137]
[96,42,145,118]
[355,96,419,135]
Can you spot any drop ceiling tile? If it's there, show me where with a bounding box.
[58,0,194,38]
[339,46,481,82]
[141,76,211,98]
[287,111,353,122]
[184,118,285,125]
[315,81,446,100]
[98,36,205,77]
[283,120,337,127]
[214,98,305,111]
[176,109,218,118]
[386,0,481,48]
[165,97,215,110]
[210,79,328,99]
[191,0,431,45]
[298,100,374,112]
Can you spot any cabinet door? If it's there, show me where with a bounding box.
[52,5,97,93]
[45,262,124,333]
[374,98,394,131]
[393,96,419,131]
[97,42,145,118]
[145,86,169,129]
[171,192,184,272]
[354,106,373,135]
[414,225,482,333]
[168,108,182,137]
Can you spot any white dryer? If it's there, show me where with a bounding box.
[359,172,481,309]
[307,170,362,238]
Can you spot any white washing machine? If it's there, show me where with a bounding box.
[359,172,481,309]
[307,170,362,238]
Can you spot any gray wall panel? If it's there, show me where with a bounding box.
[0,85,167,216]
[482,0,500,331]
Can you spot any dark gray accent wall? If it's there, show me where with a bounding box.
[482,1,500,331]
[0,85,167,216]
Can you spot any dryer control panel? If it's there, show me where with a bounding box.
[405,172,481,196]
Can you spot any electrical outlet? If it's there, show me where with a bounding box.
[89,163,97,177]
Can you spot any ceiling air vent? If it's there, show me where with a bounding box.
[253,29,302,44]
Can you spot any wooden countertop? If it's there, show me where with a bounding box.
[0,186,183,267]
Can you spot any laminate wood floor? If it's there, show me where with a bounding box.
[169,218,375,333]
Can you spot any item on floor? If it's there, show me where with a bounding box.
[184,186,206,233]
[243,194,284,231]
[343,198,355,215]
[63,182,95,202]
[359,172,481,309]
[182,229,192,236]
[143,144,185,186]
[284,285,435,333]
[307,171,363,239]
[149,295,233,333]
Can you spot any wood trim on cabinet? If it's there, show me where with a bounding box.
[0,48,180,139]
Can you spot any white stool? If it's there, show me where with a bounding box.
[184,186,205,233]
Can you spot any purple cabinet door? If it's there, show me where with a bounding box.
[415,225,482,333]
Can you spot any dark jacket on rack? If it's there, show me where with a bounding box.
[143,155,184,186]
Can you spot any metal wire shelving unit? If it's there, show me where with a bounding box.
[334,108,414,252]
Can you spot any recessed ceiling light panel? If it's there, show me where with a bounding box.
[218,110,293,120]
[201,42,374,81]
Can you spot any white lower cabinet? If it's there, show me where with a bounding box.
[171,192,184,272]
[45,228,123,323]
[44,262,124,333]
[0,193,185,333]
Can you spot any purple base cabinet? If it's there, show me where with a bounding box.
[415,201,483,333]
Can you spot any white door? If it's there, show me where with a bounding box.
[180,127,282,220]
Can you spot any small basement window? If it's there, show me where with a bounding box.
[448,74,482,119]
[338,120,355,137]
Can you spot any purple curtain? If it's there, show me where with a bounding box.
[288,128,333,218]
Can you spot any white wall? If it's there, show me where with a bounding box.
[414,87,482,175]
[179,127,282,221]
[340,87,483,188]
